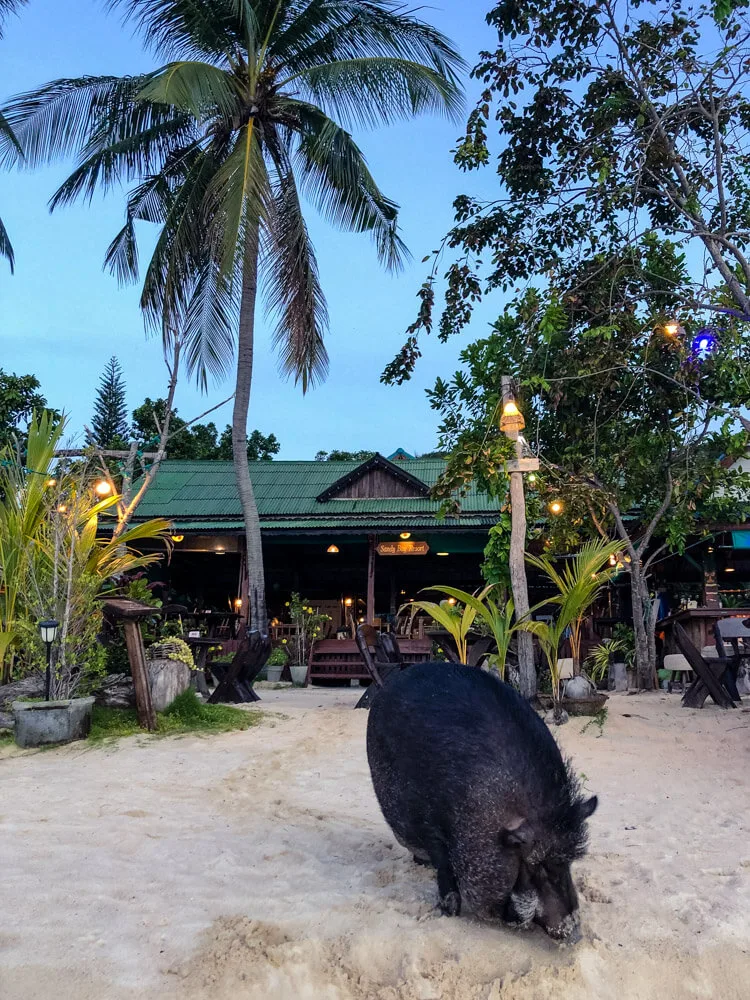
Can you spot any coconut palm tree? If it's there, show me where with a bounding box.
[0,0,463,628]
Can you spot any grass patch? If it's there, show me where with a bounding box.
[89,688,260,743]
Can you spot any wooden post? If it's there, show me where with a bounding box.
[123,621,157,731]
[367,535,377,624]
[501,376,537,699]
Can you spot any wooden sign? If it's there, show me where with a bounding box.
[377,540,429,556]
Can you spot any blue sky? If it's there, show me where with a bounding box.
[1,1,503,458]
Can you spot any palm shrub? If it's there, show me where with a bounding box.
[1,0,464,631]
[522,538,623,723]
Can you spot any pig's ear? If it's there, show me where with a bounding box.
[500,818,534,848]
[578,795,598,820]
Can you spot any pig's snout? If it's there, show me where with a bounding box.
[537,909,581,944]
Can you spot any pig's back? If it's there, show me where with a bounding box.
[367,663,567,833]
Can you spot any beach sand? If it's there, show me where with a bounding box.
[1,687,749,999]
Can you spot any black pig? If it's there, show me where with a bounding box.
[366,662,598,941]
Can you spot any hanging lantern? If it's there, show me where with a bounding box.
[499,398,525,434]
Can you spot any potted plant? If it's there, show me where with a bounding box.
[612,624,637,689]
[286,593,331,685]
[586,638,627,691]
[522,539,622,723]
[265,644,288,683]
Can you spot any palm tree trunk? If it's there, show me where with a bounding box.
[233,221,268,632]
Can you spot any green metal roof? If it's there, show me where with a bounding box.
[133,458,500,532]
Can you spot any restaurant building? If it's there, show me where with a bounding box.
[132,451,502,629]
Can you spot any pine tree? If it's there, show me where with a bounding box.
[91,357,129,447]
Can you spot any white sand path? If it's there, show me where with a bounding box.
[1,688,749,999]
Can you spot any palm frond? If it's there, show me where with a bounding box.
[0,0,27,39]
[270,0,466,86]
[106,0,245,59]
[0,75,168,171]
[262,163,329,391]
[284,99,408,271]
[50,109,196,209]
[138,60,239,122]
[293,57,463,130]
[181,255,239,389]
[0,213,14,272]
[203,120,271,277]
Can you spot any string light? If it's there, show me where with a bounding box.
[691,328,718,358]
[549,500,563,515]
[94,479,112,496]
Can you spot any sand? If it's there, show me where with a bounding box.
[1,686,749,999]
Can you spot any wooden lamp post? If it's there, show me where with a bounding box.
[500,377,539,699]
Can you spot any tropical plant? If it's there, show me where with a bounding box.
[1,0,464,632]
[418,584,521,680]
[521,539,622,723]
[407,590,479,665]
[0,410,62,681]
[0,410,173,689]
[586,639,627,687]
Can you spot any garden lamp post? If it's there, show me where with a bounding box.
[500,377,539,699]
[39,619,59,701]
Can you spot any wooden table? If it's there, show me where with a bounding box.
[658,608,750,654]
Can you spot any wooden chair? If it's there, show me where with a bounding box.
[713,620,747,702]
[208,629,271,704]
[674,624,736,709]
[354,625,403,709]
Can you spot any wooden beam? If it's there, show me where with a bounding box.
[123,621,157,731]
[367,534,376,624]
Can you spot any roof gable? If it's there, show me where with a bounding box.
[316,454,430,502]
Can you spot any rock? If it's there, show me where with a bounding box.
[0,710,15,730]
[610,660,628,692]
[94,674,136,709]
[146,658,191,711]
[564,676,594,700]
[0,673,45,709]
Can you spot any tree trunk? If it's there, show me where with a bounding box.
[629,563,652,688]
[233,222,267,632]
[644,574,659,686]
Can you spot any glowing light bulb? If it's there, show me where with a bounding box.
[94,480,112,496]
[549,500,563,515]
